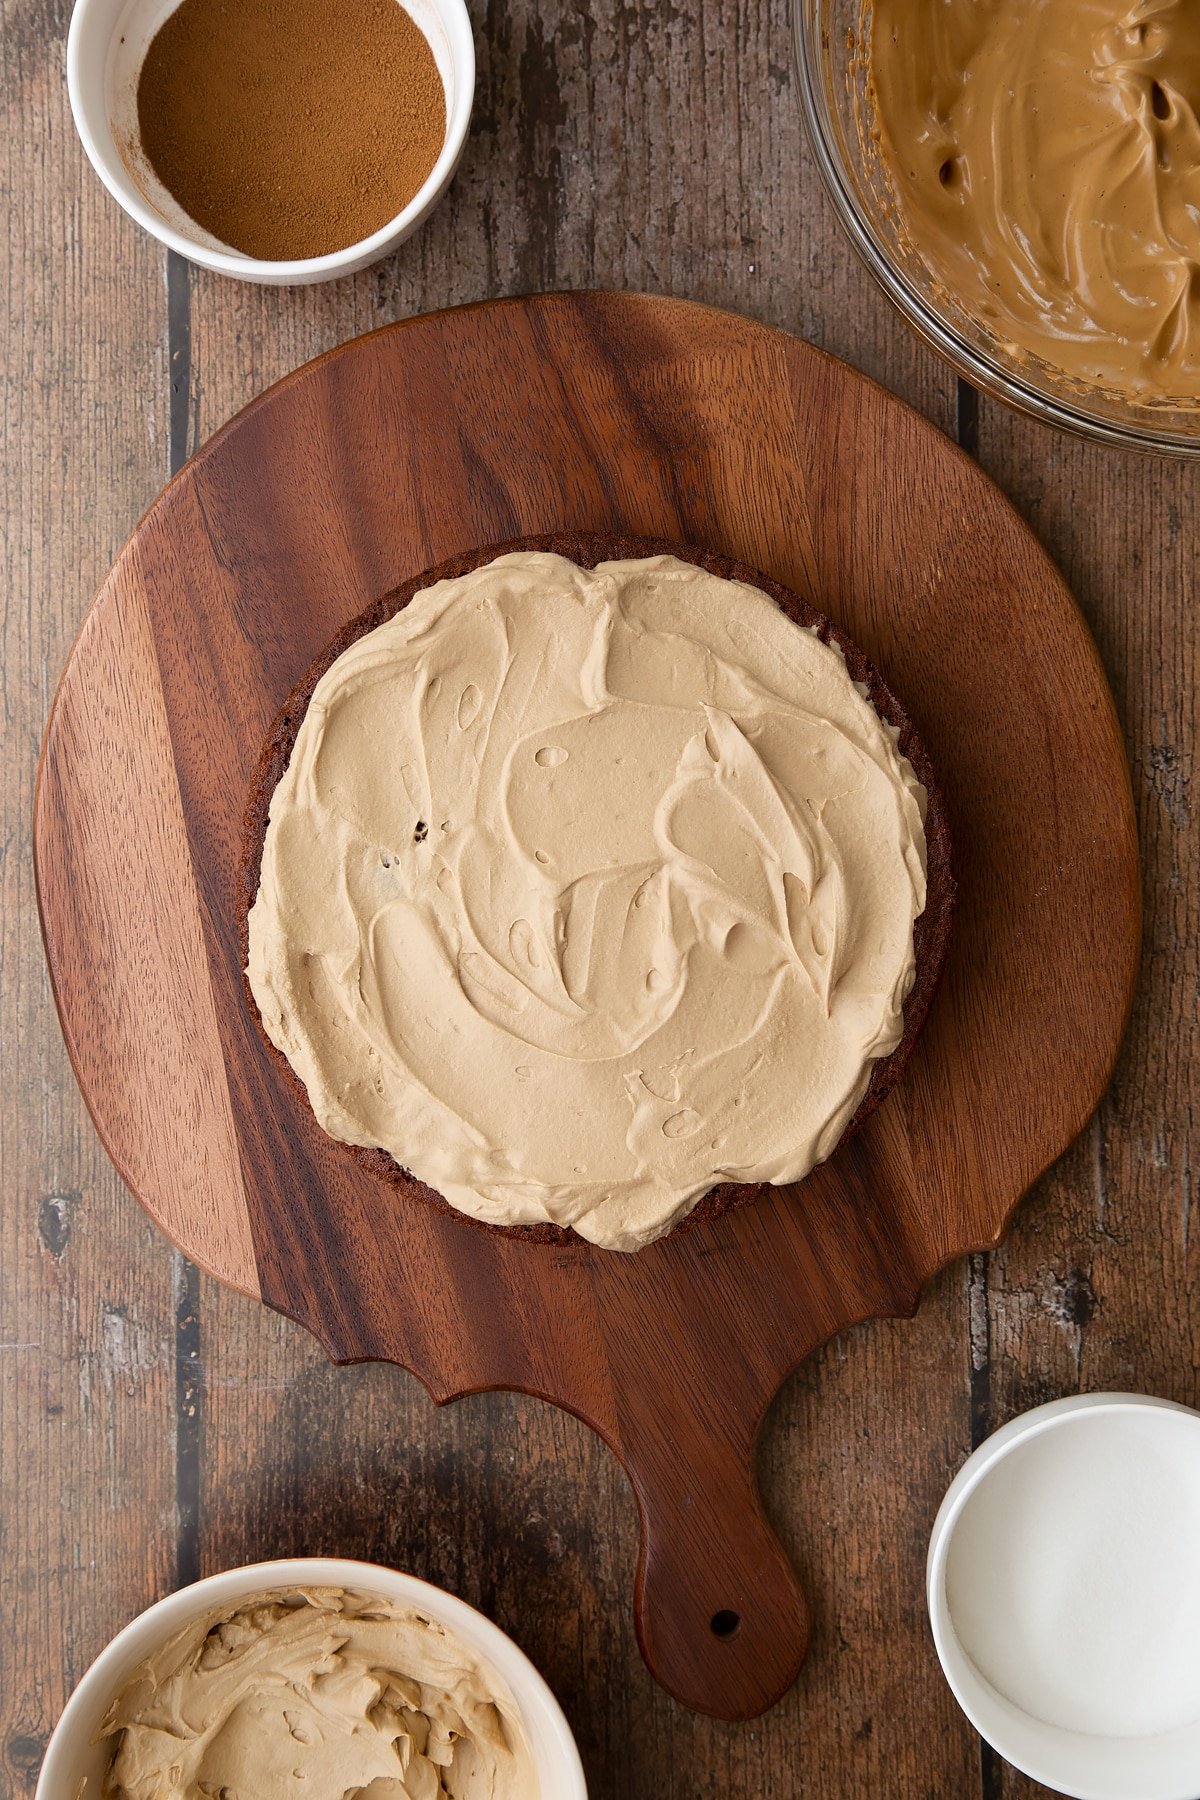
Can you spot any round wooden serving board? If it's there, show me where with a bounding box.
[36,293,1139,1720]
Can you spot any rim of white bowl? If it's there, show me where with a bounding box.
[927,1394,1200,1800]
[36,1556,587,1798]
[66,0,476,282]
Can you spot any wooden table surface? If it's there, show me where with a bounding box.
[1,0,1196,1795]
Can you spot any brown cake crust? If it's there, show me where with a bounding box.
[240,534,955,1245]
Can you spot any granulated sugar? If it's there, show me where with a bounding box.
[945,1409,1200,1738]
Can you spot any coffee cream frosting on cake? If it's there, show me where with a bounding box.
[95,1589,536,1799]
[247,552,928,1252]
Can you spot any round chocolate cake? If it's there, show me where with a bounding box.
[241,534,954,1248]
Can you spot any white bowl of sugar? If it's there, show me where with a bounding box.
[928,1394,1200,1800]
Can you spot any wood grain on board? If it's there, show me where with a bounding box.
[35,293,1137,1721]
[1,0,1192,1794]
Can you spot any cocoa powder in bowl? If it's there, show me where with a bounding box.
[136,0,447,262]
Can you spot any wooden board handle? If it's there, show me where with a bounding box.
[625,1417,810,1719]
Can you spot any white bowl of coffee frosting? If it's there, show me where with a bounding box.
[245,551,931,1253]
[37,1558,583,1799]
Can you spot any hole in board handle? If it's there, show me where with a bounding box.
[710,1610,741,1640]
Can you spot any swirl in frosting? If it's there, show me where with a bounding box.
[247,553,928,1251]
[868,0,1200,402]
[95,1588,537,1799]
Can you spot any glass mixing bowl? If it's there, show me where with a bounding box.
[793,0,1200,456]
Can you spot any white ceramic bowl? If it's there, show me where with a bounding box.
[67,0,475,284]
[36,1556,586,1797]
[928,1394,1200,1800]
